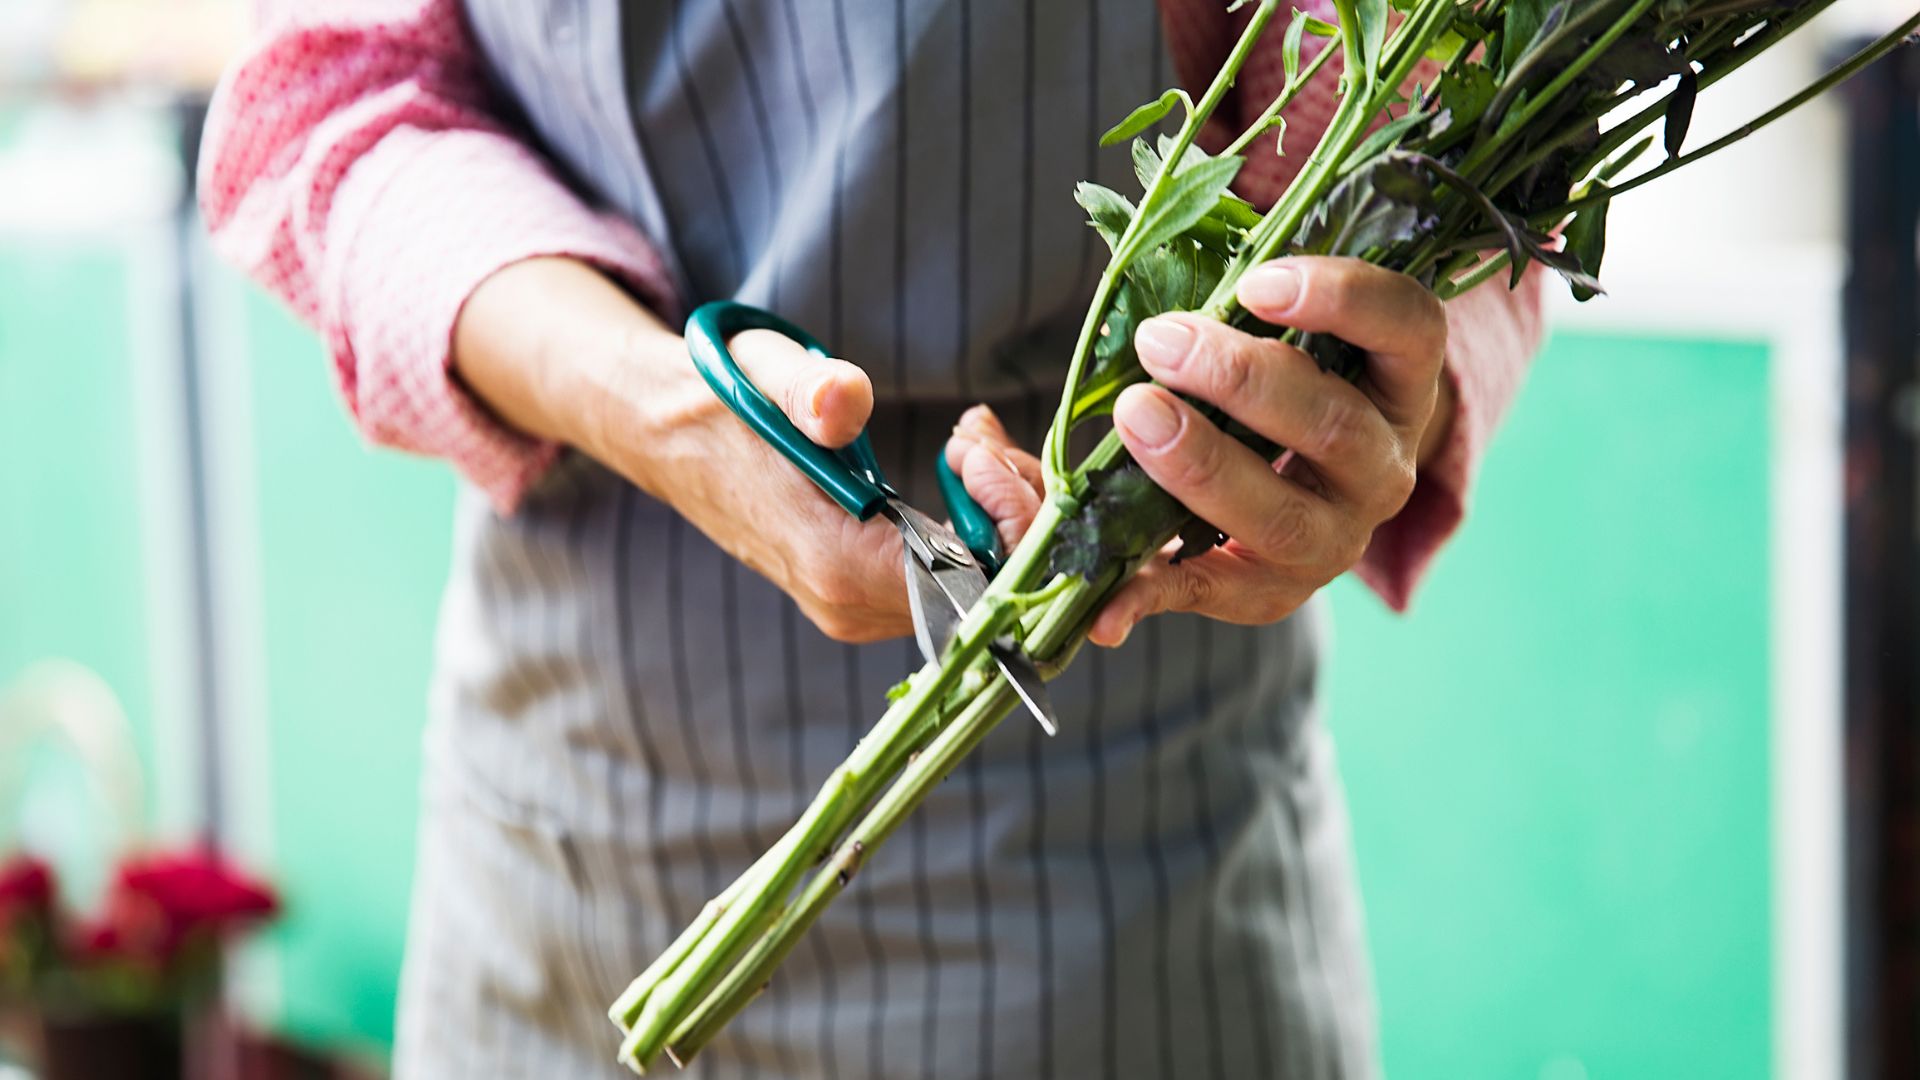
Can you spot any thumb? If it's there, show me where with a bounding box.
[727,328,874,448]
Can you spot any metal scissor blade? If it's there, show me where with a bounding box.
[989,640,1059,736]
[888,500,1059,735]
[904,544,950,665]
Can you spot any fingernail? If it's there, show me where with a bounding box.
[1135,318,1196,370]
[1118,389,1181,450]
[1240,264,1302,313]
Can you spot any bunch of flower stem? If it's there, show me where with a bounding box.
[609,1,1919,1070]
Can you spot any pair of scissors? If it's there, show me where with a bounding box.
[684,301,1060,736]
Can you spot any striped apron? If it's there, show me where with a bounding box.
[393,2,1378,1077]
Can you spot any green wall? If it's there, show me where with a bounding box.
[1328,334,1772,1078]
[2,242,1774,1073]
[0,245,159,869]
[237,286,453,1051]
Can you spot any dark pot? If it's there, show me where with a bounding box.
[39,1013,183,1080]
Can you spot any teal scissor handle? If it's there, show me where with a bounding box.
[936,451,1004,576]
[685,301,894,519]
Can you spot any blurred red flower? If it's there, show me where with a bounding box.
[0,855,55,922]
[75,848,277,969]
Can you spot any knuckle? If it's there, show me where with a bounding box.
[1169,433,1225,491]
[1174,569,1215,614]
[1252,495,1318,558]
[1377,457,1418,513]
[1208,338,1259,400]
[1311,260,1360,314]
[1303,394,1370,461]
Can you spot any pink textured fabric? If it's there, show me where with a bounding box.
[198,0,678,511]
[201,0,1542,606]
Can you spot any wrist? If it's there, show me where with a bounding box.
[453,256,711,497]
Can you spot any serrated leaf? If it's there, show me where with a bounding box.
[1075,182,1135,252]
[1101,88,1187,147]
[1125,239,1229,320]
[1050,464,1188,581]
[1132,137,1162,192]
[1439,64,1497,127]
[1303,153,1438,257]
[1154,133,1218,176]
[1121,155,1244,260]
[1564,186,1609,302]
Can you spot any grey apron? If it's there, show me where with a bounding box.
[393,3,1377,1077]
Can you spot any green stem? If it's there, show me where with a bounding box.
[1432,250,1512,301]
[1537,10,1920,224]
[1043,0,1283,482]
[1221,36,1339,159]
[1201,0,1453,322]
[614,556,1029,1065]
[665,678,1021,1061]
[1490,0,1840,200]
[1460,0,1662,182]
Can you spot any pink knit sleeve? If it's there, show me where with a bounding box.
[198,0,678,511]
[1351,266,1547,610]
[1160,0,1548,611]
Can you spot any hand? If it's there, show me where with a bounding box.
[453,257,1034,644]
[1087,255,1451,646]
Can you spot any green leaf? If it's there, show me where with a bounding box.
[1303,153,1438,257]
[1283,9,1310,83]
[1358,0,1389,75]
[1050,464,1188,581]
[884,678,914,703]
[1070,286,1148,424]
[1131,138,1163,192]
[1499,0,1556,73]
[1423,27,1469,66]
[1299,13,1339,37]
[1438,64,1497,127]
[1594,135,1653,183]
[1154,133,1219,176]
[1338,111,1433,175]
[1074,182,1135,252]
[1563,185,1609,302]
[1121,155,1244,260]
[1125,239,1229,321]
[1665,68,1698,160]
[1100,89,1188,148]
[1400,151,1601,294]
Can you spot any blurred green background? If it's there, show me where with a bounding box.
[0,216,1772,1077]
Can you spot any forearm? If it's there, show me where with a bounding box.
[451,256,712,501]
